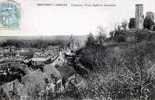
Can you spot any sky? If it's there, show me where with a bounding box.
[0,0,155,36]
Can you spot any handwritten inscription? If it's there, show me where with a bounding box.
[36,0,117,7]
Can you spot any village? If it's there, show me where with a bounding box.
[0,1,155,99]
[0,38,89,100]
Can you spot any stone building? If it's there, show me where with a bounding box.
[146,11,155,22]
[135,4,144,29]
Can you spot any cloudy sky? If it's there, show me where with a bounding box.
[0,0,155,36]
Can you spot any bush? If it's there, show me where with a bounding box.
[77,41,155,99]
[144,17,155,30]
[129,18,136,29]
[85,33,96,47]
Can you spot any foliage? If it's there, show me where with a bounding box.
[111,30,126,42]
[152,25,155,31]
[129,18,136,29]
[85,27,107,46]
[96,26,107,45]
[121,20,128,30]
[77,41,155,99]
[85,33,96,47]
[143,17,155,30]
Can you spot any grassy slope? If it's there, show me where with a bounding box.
[77,41,155,99]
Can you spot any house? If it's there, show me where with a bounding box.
[56,64,87,89]
[30,57,47,66]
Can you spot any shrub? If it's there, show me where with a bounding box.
[77,41,155,99]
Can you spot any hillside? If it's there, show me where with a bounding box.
[76,41,155,99]
[1,31,155,100]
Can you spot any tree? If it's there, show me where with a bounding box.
[129,18,136,29]
[121,21,128,30]
[85,33,96,46]
[152,25,155,31]
[67,35,77,50]
[143,17,155,30]
[120,43,154,100]
[96,26,106,45]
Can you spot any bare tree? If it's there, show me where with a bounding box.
[121,20,128,30]
[96,26,107,45]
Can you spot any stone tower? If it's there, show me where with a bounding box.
[135,4,144,29]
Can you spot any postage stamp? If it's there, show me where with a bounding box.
[0,0,20,29]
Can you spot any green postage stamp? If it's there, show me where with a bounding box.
[0,0,21,29]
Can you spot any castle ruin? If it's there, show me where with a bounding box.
[135,4,144,29]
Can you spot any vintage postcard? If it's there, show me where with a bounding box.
[0,0,155,100]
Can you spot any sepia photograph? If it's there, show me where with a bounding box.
[0,0,155,100]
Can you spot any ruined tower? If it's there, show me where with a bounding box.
[146,12,155,22]
[135,4,144,29]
